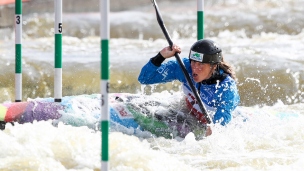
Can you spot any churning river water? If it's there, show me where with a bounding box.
[0,0,304,170]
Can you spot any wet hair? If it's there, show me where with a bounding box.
[217,56,237,80]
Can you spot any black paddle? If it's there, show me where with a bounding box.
[151,0,212,124]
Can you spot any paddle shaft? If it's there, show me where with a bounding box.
[151,0,211,124]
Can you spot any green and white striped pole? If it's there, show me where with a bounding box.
[197,0,204,39]
[15,0,22,102]
[100,0,110,170]
[54,0,62,102]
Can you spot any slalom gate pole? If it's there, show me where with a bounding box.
[100,0,110,170]
[15,0,22,102]
[54,0,62,102]
[151,0,212,124]
[197,0,204,39]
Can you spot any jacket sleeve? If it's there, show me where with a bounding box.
[212,80,240,126]
[138,58,188,84]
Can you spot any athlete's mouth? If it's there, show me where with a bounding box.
[193,73,198,78]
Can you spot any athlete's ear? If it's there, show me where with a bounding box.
[211,64,217,71]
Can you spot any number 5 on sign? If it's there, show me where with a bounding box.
[58,23,62,33]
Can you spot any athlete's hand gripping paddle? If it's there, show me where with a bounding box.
[151,0,212,124]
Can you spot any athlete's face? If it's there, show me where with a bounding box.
[190,60,216,82]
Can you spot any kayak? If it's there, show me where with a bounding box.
[0,93,299,139]
[0,93,206,138]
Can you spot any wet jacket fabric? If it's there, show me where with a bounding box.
[138,57,240,126]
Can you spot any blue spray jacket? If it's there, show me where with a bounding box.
[138,57,240,126]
